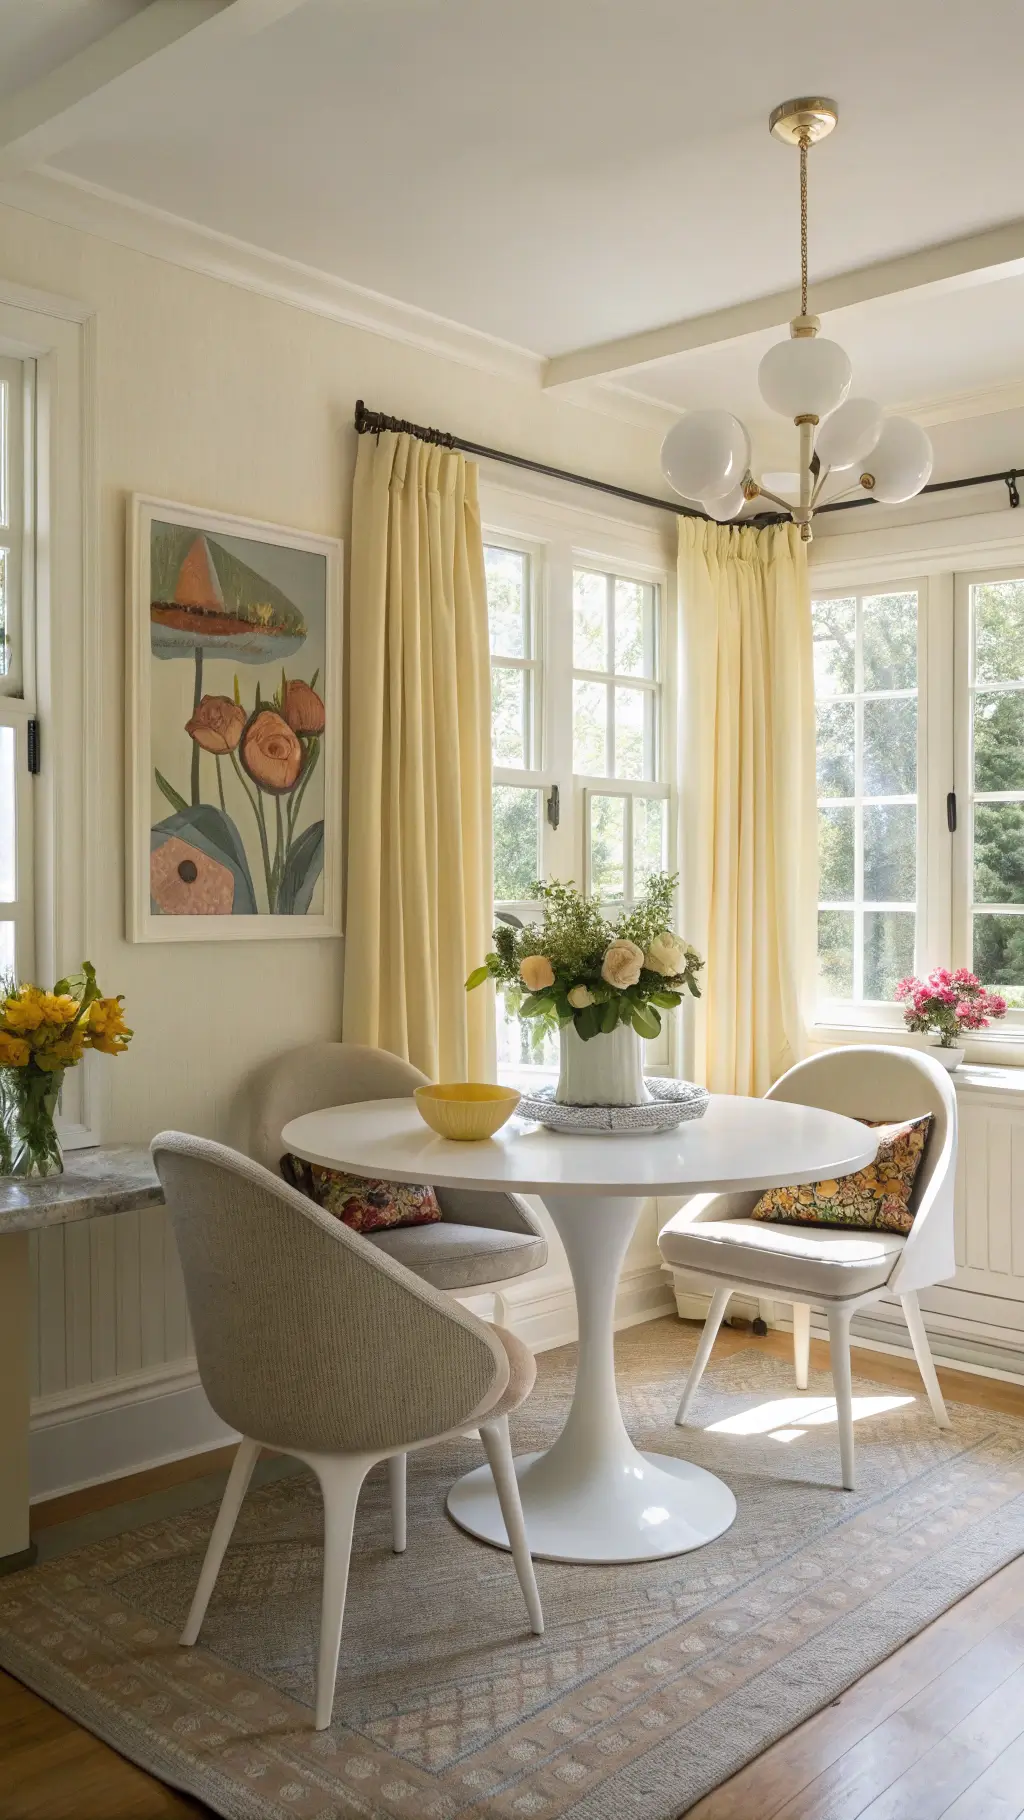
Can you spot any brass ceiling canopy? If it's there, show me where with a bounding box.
[768,97,838,147]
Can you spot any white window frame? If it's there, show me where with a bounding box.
[0,354,36,984]
[487,532,551,919]
[953,563,1024,1031]
[812,576,934,1027]
[481,481,678,1072]
[810,511,1024,1062]
[0,288,98,1139]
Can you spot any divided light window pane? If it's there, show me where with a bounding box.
[486,543,541,908]
[492,784,541,904]
[969,578,1024,1005]
[813,590,919,1005]
[574,566,664,906]
[572,568,657,781]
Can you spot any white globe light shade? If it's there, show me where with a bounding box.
[865,416,934,504]
[661,410,751,501]
[701,483,747,522]
[757,335,852,421]
[814,397,883,472]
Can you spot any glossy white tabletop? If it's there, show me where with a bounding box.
[281,1095,878,1198]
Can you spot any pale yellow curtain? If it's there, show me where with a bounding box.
[343,431,493,1081]
[678,518,817,1097]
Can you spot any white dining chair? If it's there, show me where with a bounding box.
[152,1132,543,1730]
[658,1047,957,1490]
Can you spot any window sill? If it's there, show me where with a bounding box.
[809,1023,1024,1095]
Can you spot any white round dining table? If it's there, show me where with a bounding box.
[282,1095,877,1566]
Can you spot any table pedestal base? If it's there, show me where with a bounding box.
[448,1445,735,1564]
[449,1191,736,1564]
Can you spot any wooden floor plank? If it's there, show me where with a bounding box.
[0,1670,212,1819]
[770,1609,1024,1819]
[854,1647,1024,1819]
[939,1727,1024,1820]
[687,1558,1024,1819]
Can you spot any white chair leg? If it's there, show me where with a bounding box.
[827,1309,856,1492]
[793,1301,811,1391]
[901,1291,952,1430]
[675,1286,731,1426]
[479,1415,543,1636]
[387,1452,407,1553]
[312,1455,373,1730]
[181,1436,260,1646]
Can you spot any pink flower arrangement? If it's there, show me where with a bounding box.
[895,968,1007,1048]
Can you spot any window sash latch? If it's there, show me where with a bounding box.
[546,783,560,831]
[946,790,957,834]
[27,719,40,776]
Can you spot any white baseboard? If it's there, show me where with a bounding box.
[664,1269,772,1328]
[498,1263,675,1353]
[30,1361,236,1503]
[665,1271,1024,1388]
[27,1266,676,1503]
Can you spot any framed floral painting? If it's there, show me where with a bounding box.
[127,496,343,941]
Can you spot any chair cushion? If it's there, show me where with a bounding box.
[749,1115,931,1234]
[367,1221,547,1291]
[658,1213,905,1297]
[280,1154,441,1235]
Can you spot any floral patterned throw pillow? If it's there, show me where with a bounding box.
[279,1154,442,1235]
[749,1115,932,1234]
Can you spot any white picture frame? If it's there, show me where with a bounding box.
[126,494,343,943]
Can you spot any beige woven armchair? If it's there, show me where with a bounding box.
[249,1041,548,1294]
[153,1132,543,1731]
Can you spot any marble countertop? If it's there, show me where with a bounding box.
[0,1146,163,1233]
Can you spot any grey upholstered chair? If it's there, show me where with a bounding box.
[248,1041,548,1295]
[153,1132,543,1731]
[658,1048,957,1491]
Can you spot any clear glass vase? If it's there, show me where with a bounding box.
[555,1021,651,1107]
[2,1066,64,1176]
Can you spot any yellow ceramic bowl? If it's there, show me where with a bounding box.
[414,1082,521,1142]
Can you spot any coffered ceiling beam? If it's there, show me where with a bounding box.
[0,0,311,179]
[542,220,1024,388]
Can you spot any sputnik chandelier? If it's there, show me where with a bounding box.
[660,99,934,540]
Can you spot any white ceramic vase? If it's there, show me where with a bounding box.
[929,1043,965,1072]
[555,1020,651,1107]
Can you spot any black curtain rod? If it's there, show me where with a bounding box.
[353,400,1024,524]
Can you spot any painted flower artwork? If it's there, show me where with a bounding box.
[148,520,328,918]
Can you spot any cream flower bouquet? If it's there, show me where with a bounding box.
[466,874,702,1044]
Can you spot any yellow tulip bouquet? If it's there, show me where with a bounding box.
[0,962,132,1176]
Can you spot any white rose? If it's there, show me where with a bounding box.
[644,931,688,977]
[568,985,594,1008]
[519,954,555,992]
[601,939,645,990]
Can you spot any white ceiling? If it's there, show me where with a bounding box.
[0,1,146,101]
[5,0,1024,424]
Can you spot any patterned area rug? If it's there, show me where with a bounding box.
[3,1318,1024,1820]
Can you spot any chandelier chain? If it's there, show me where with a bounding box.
[799,132,809,317]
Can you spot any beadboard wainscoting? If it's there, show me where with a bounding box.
[665,1069,1024,1382]
[27,1196,674,1500]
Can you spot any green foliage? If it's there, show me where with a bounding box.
[466,873,703,1041]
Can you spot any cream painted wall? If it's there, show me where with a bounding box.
[0,201,677,1463]
[0,198,668,1150]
